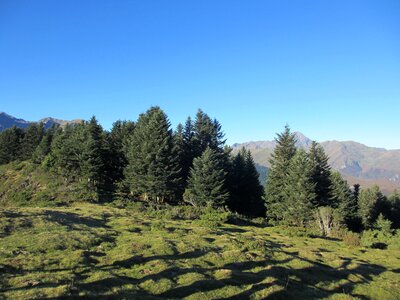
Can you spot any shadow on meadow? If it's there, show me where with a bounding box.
[39,240,390,299]
[0,208,397,299]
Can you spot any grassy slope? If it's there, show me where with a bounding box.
[1,203,399,299]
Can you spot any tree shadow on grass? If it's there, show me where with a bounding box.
[41,210,111,229]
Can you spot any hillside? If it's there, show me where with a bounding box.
[1,203,400,299]
[0,112,82,131]
[233,133,400,193]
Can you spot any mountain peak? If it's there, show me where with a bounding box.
[0,112,82,131]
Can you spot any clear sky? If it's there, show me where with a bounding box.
[1,0,399,148]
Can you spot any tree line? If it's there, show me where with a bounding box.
[0,107,399,230]
[0,107,264,217]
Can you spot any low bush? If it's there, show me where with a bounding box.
[342,231,361,247]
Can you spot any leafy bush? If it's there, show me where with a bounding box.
[342,231,361,247]
[196,206,230,229]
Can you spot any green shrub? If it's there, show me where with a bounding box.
[342,231,361,247]
[151,220,166,232]
[196,206,230,229]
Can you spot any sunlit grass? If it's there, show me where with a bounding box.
[1,203,399,299]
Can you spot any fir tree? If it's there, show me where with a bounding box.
[308,141,332,207]
[265,125,297,223]
[358,185,386,229]
[282,149,316,226]
[192,109,226,157]
[184,147,229,207]
[20,123,45,161]
[107,120,135,183]
[388,190,400,228]
[124,107,180,203]
[330,171,358,228]
[32,124,59,164]
[80,116,107,194]
[0,126,24,164]
[228,148,265,217]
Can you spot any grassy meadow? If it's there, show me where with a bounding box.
[1,203,399,299]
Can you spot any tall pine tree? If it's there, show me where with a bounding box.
[330,171,359,228]
[308,141,332,207]
[228,148,265,217]
[282,149,316,226]
[265,125,297,223]
[184,147,229,208]
[124,107,180,203]
[358,185,386,229]
[0,126,25,164]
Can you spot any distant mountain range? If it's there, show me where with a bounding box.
[233,132,400,194]
[0,112,83,131]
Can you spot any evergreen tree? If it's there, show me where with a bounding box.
[358,185,386,229]
[0,126,24,164]
[265,125,297,223]
[80,116,107,194]
[228,148,265,217]
[107,120,135,183]
[353,184,360,203]
[330,171,359,228]
[388,190,400,228]
[192,109,226,157]
[173,123,186,199]
[49,124,81,180]
[124,107,180,203]
[20,123,45,160]
[184,147,229,207]
[282,149,316,226]
[32,124,59,164]
[308,141,332,207]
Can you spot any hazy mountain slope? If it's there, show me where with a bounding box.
[0,112,82,131]
[233,132,400,193]
[0,112,30,131]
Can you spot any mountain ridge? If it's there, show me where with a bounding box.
[0,112,83,131]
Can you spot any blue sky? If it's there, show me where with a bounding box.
[1,0,399,148]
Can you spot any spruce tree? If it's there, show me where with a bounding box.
[358,185,386,229]
[184,147,228,207]
[124,107,180,203]
[107,120,135,183]
[0,126,25,164]
[20,123,45,160]
[228,148,265,217]
[32,124,59,164]
[80,116,107,194]
[265,125,297,223]
[308,141,332,207]
[330,171,358,228]
[192,109,226,157]
[282,149,316,226]
[388,190,400,228]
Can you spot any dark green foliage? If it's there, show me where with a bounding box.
[387,190,400,228]
[124,107,181,203]
[265,125,297,223]
[184,147,229,208]
[282,149,316,226]
[47,118,108,200]
[330,171,359,228]
[192,109,226,157]
[20,123,45,161]
[358,185,386,229]
[107,120,135,182]
[308,141,332,207]
[32,124,60,164]
[227,148,265,217]
[0,126,25,164]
